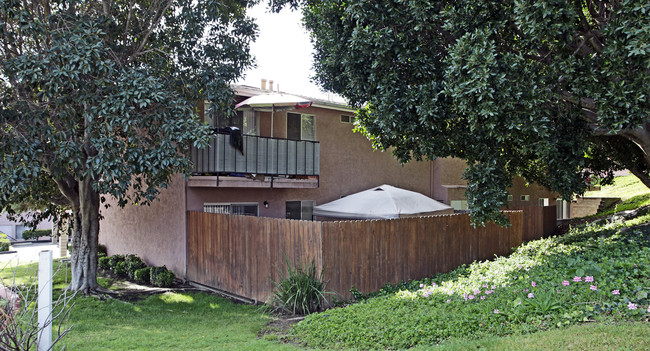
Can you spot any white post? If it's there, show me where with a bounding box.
[38,250,53,351]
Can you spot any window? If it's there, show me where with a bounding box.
[340,115,356,124]
[507,195,513,201]
[204,203,258,216]
[287,113,316,141]
[538,198,550,206]
[520,195,530,201]
[204,101,259,135]
[286,201,315,220]
[450,200,468,211]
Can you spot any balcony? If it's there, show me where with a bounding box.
[189,133,319,188]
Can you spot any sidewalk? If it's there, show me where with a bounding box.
[0,242,64,266]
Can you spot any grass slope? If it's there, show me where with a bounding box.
[291,218,650,350]
[585,175,650,200]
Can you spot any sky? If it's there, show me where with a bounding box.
[236,3,343,102]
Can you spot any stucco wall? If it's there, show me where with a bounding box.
[187,106,434,217]
[99,174,187,276]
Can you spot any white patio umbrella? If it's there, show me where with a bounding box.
[235,94,312,137]
[313,185,454,220]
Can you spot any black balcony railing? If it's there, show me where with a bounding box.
[191,133,320,176]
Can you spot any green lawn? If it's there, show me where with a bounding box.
[60,292,297,351]
[0,262,297,350]
[583,174,650,217]
[585,174,650,200]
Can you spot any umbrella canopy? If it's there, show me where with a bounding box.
[235,93,312,112]
[313,185,454,220]
[235,93,312,138]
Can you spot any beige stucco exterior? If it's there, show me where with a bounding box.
[99,174,187,275]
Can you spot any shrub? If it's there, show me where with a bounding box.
[98,256,111,270]
[270,259,328,315]
[125,255,147,279]
[134,267,152,285]
[21,229,51,240]
[98,244,108,257]
[150,266,175,287]
[114,261,129,278]
[107,254,125,270]
[0,233,10,252]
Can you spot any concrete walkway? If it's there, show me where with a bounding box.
[0,242,64,267]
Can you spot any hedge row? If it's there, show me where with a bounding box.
[0,233,10,252]
[21,229,52,240]
[98,250,175,288]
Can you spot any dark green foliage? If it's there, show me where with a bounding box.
[271,0,650,225]
[0,0,257,291]
[114,261,129,278]
[270,259,328,315]
[21,229,52,240]
[98,256,111,270]
[134,267,151,285]
[107,255,125,271]
[0,233,10,252]
[150,266,175,288]
[97,245,107,257]
[124,255,147,279]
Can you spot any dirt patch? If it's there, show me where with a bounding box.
[258,312,306,345]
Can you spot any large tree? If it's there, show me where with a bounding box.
[0,0,257,292]
[272,0,650,224]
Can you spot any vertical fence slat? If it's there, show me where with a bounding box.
[186,207,555,301]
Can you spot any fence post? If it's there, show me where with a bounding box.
[38,250,53,351]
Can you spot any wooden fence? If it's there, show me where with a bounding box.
[186,207,556,302]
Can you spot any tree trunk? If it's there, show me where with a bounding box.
[69,176,100,293]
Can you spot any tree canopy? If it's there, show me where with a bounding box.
[271,0,650,224]
[0,0,257,292]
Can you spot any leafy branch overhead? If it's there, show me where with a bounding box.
[0,0,257,292]
[271,0,650,225]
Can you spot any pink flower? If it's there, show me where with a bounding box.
[527,293,534,298]
[494,309,499,314]
[468,295,475,300]
[612,290,620,295]
[485,290,493,295]
[517,264,522,269]
[531,281,537,287]
[524,289,529,292]
[590,285,597,291]
[446,299,451,303]
[573,276,582,282]
[628,302,637,310]
[585,276,594,282]
[482,284,488,288]
[647,306,650,313]
[562,281,570,286]
[480,296,486,300]
[491,285,496,289]
[474,289,481,295]
[517,301,522,305]
[423,292,430,298]
[420,283,425,288]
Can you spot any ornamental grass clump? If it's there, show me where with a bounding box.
[270,259,328,315]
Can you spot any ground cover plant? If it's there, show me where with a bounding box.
[291,218,650,349]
